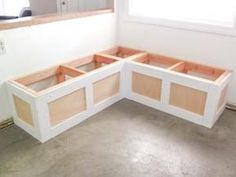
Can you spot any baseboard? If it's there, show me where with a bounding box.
[0,118,14,129]
[226,102,236,111]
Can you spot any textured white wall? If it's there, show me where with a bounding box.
[117,0,236,104]
[0,13,116,122]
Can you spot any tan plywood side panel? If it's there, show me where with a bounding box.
[132,72,162,101]
[13,95,34,127]
[48,88,86,126]
[94,73,120,104]
[169,83,207,115]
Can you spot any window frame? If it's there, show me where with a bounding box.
[124,0,236,37]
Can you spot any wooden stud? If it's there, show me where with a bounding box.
[94,54,119,63]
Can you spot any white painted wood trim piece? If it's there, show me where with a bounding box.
[120,60,128,98]
[203,72,233,128]
[218,72,233,89]
[125,62,133,98]
[85,83,94,114]
[202,85,220,128]
[213,102,227,127]
[34,97,52,143]
[160,79,171,106]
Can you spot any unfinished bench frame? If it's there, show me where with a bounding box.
[7,46,233,142]
[8,54,125,142]
[126,53,232,128]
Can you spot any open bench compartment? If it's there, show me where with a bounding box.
[9,65,87,129]
[132,53,182,69]
[14,65,85,93]
[99,46,146,59]
[65,54,121,104]
[130,53,182,102]
[65,54,118,72]
[170,61,225,81]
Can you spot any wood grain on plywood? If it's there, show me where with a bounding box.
[94,73,120,104]
[48,88,86,126]
[169,83,207,115]
[13,95,34,127]
[132,72,162,101]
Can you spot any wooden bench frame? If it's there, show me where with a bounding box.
[7,46,233,143]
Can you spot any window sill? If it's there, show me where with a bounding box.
[0,8,114,31]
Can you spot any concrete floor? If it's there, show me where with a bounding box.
[0,99,236,177]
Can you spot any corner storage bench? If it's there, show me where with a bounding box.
[7,46,233,142]
[126,53,232,128]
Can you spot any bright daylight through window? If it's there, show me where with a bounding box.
[128,0,236,27]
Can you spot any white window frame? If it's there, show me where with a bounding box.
[124,0,236,37]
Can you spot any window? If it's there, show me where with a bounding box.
[127,0,236,35]
[0,0,30,16]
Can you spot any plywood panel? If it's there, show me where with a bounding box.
[48,88,86,126]
[94,73,120,104]
[132,72,162,101]
[13,95,34,127]
[169,83,207,115]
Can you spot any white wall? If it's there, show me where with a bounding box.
[117,0,236,104]
[0,13,116,122]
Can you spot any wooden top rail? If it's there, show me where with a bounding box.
[0,8,114,31]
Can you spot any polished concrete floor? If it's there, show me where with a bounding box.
[0,99,236,177]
